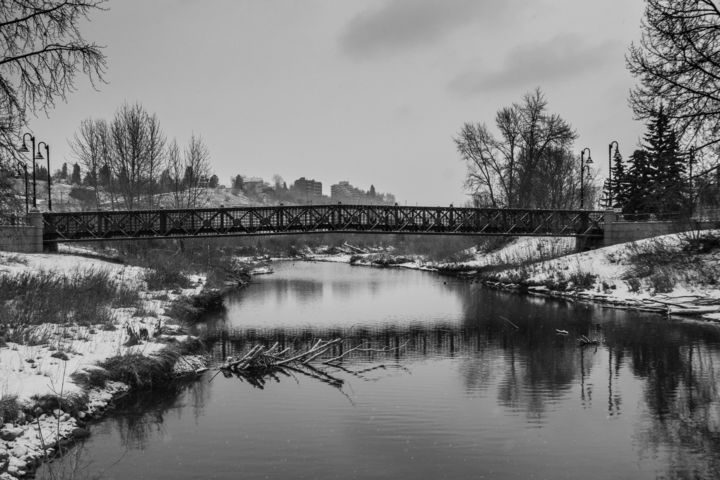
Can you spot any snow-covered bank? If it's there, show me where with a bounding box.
[0,251,211,479]
[475,231,720,321]
[300,233,720,322]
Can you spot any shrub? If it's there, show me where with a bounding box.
[626,277,641,293]
[70,367,110,389]
[98,351,178,390]
[568,271,597,290]
[626,239,683,278]
[30,392,89,416]
[51,351,69,361]
[0,270,139,328]
[144,265,193,290]
[0,394,20,424]
[649,270,675,294]
[681,231,720,254]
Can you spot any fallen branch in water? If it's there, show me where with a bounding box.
[577,335,600,347]
[218,338,407,389]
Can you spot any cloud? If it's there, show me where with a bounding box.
[339,0,506,59]
[448,34,623,95]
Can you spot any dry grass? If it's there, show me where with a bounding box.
[0,270,140,328]
[0,393,20,423]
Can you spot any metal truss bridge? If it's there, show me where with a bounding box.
[42,204,605,243]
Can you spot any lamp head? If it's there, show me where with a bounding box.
[18,143,29,153]
[586,155,593,164]
[35,151,44,160]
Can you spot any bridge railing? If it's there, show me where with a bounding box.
[42,205,605,242]
[0,213,29,226]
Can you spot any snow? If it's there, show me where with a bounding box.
[302,233,720,322]
[0,251,210,479]
[456,236,576,269]
[0,251,205,404]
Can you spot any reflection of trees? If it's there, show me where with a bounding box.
[460,287,601,418]
[108,379,211,451]
[602,319,720,478]
[207,276,720,477]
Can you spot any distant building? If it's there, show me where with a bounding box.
[330,181,360,201]
[330,180,395,205]
[292,177,323,198]
[242,176,266,194]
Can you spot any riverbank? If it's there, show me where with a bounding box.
[0,249,233,479]
[301,232,720,322]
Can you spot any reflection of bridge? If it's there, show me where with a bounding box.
[42,204,605,243]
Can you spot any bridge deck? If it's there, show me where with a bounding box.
[42,204,605,242]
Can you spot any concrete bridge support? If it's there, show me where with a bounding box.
[600,211,718,248]
[0,211,44,253]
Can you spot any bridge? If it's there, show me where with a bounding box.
[41,204,605,243]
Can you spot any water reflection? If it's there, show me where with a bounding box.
[39,262,720,480]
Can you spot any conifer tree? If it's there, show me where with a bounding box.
[70,163,82,184]
[619,108,688,215]
[644,106,687,213]
[609,150,629,209]
[98,164,111,187]
[624,149,655,215]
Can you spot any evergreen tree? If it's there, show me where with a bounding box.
[609,150,629,209]
[183,166,194,187]
[208,174,219,188]
[232,175,244,190]
[35,165,48,181]
[60,162,68,180]
[159,168,172,192]
[600,179,611,209]
[70,163,82,184]
[618,108,688,215]
[83,171,96,186]
[98,164,111,187]
[644,107,686,213]
[624,149,655,214]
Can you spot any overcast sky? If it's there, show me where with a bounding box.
[30,0,647,206]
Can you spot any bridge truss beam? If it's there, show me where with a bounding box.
[42,205,605,243]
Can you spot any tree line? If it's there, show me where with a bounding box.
[458,0,720,215]
[455,88,595,210]
[68,102,213,210]
[604,108,690,217]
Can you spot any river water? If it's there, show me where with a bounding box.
[39,261,720,479]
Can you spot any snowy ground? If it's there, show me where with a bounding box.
[302,233,720,321]
[0,249,207,479]
[475,232,720,319]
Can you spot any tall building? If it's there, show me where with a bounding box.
[330,180,395,204]
[292,177,323,198]
[330,181,360,201]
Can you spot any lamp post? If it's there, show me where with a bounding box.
[36,142,51,211]
[18,133,37,208]
[608,141,619,208]
[580,147,593,209]
[13,159,29,213]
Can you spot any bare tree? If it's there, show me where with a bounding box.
[627,0,720,154]
[107,102,166,209]
[0,0,107,156]
[455,89,578,208]
[145,112,165,207]
[168,134,211,208]
[68,118,109,208]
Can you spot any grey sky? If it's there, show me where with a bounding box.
[30,0,646,206]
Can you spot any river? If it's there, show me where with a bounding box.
[38,261,720,479]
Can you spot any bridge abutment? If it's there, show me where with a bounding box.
[600,210,718,247]
[0,210,44,254]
